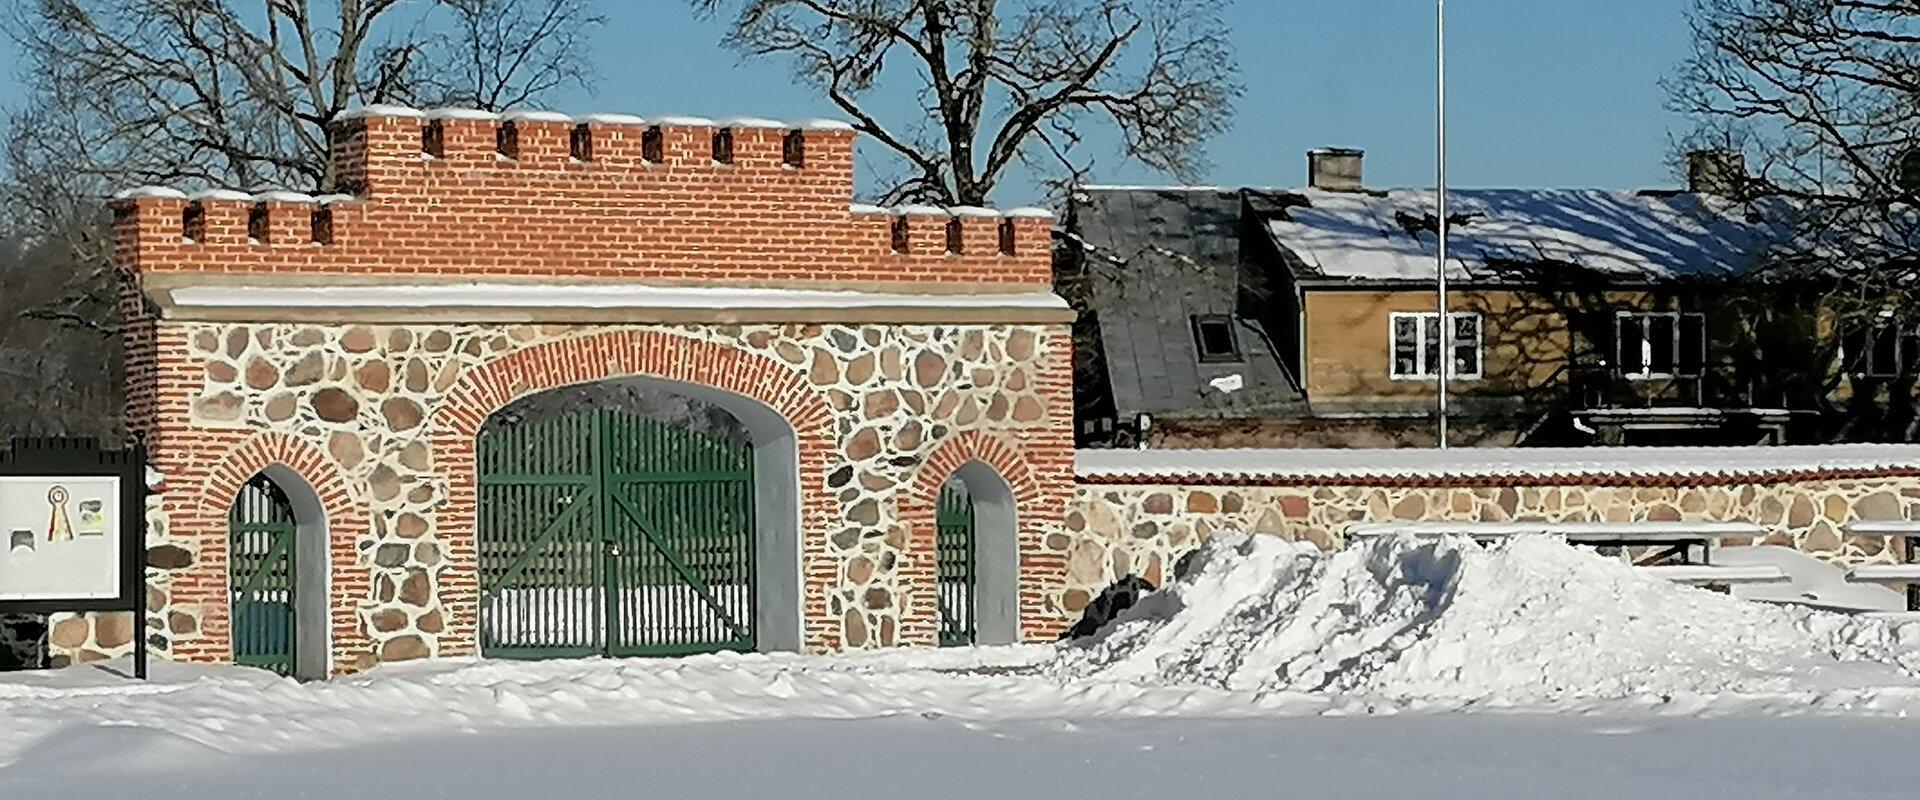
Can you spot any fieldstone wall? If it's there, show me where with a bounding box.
[1060,477,1920,615]
[53,320,1073,673]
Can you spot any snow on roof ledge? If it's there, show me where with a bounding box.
[425,107,502,121]
[188,189,253,202]
[1076,445,1920,484]
[1004,207,1054,218]
[649,115,717,127]
[796,118,856,132]
[334,104,426,121]
[166,283,1071,312]
[716,116,787,129]
[948,206,1000,218]
[112,186,187,201]
[576,113,647,126]
[849,203,888,215]
[251,190,316,203]
[501,109,575,123]
[891,204,950,217]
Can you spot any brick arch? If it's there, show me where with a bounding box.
[435,329,833,442]
[189,430,373,676]
[195,431,362,519]
[428,329,838,656]
[898,430,1045,646]
[903,430,1043,519]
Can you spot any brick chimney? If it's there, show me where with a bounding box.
[1308,148,1365,192]
[1686,149,1746,197]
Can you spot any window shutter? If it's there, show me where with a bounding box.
[1678,313,1705,377]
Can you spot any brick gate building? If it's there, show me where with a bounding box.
[99,106,1075,676]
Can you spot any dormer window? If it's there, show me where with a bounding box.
[1192,315,1242,363]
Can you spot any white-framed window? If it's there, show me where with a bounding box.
[1842,314,1915,378]
[1616,311,1705,379]
[1390,312,1482,380]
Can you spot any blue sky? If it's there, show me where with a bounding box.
[0,1,1699,204]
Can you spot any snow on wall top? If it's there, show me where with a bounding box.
[1076,444,1920,484]
[1271,188,1791,282]
[331,104,856,133]
[166,282,1070,311]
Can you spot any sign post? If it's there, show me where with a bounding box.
[0,438,149,678]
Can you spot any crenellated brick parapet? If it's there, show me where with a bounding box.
[109,105,1054,289]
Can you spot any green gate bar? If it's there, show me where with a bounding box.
[936,480,977,647]
[229,475,297,676]
[479,408,755,660]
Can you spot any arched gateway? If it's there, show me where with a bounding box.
[106,105,1075,674]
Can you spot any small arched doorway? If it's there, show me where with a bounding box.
[475,376,801,659]
[227,467,330,679]
[934,462,1020,646]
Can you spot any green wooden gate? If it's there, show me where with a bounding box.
[935,480,977,646]
[478,409,756,659]
[229,474,297,675]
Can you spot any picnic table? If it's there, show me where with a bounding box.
[1841,522,1920,611]
[1347,521,1784,587]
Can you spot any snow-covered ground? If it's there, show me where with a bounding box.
[4,534,1919,799]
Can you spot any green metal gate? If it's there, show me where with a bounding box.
[478,408,756,658]
[935,480,977,646]
[229,474,297,675]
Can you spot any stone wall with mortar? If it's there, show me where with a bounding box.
[1059,475,1920,614]
[51,321,1074,673]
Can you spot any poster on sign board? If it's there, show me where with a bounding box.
[0,476,123,602]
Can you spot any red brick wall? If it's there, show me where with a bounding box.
[111,112,1051,287]
[104,107,1076,673]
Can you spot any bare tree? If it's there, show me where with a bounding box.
[695,0,1240,205]
[8,0,603,196]
[1668,0,1920,441]
[0,0,602,440]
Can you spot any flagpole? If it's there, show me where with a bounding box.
[1435,0,1451,449]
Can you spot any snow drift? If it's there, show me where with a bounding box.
[1052,533,1920,703]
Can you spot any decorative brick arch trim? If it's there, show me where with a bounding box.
[428,329,838,656]
[435,329,833,441]
[186,430,373,676]
[903,430,1043,520]
[194,431,360,519]
[897,430,1044,646]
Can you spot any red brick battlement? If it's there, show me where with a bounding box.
[111,106,1053,290]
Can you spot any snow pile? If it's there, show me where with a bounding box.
[1053,533,1920,704]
